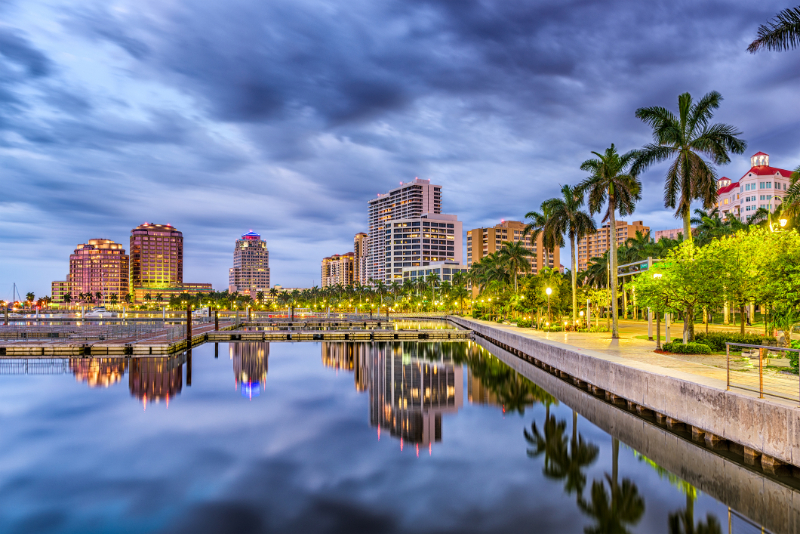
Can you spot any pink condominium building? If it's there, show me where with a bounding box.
[51,239,129,304]
[716,152,794,220]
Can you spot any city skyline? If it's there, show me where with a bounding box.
[1,0,799,298]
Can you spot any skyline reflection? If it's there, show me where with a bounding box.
[129,354,186,407]
[322,341,464,447]
[230,342,269,399]
[69,358,128,388]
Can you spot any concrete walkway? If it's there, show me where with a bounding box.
[464,318,800,408]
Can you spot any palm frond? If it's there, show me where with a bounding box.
[748,6,800,53]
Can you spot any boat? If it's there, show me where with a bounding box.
[84,307,115,319]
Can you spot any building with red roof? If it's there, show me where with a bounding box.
[716,152,794,220]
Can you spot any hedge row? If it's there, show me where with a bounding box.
[693,332,777,351]
[662,341,712,354]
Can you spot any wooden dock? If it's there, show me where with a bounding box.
[0,326,470,357]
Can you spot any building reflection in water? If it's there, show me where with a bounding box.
[69,358,128,388]
[230,342,269,399]
[322,342,463,448]
[129,354,186,408]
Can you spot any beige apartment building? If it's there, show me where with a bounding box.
[466,220,558,274]
[321,252,355,287]
[576,220,650,272]
[228,230,270,297]
[354,232,368,284]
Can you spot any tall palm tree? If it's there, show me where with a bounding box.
[498,240,533,294]
[747,6,800,53]
[778,165,800,218]
[543,184,597,325]
[633,91,746,242]
[577,144,641,338]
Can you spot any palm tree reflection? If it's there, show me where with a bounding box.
[525,409,599,497]
[578,438,645,534]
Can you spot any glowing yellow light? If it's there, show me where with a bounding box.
[780,218,788,227]
[546,287,552,295]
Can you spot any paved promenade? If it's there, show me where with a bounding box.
[461,317,800,406]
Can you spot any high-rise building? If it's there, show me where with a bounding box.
[367,178,441,283]
[51,239,129,304]
[716,152,794,220]
[130,223,183,289]
[321,252,355,287]
[353,232,368,285]
[466,220,559,274]
[228,231,270,297]
[576,220,650,272]
[384,213,462,281]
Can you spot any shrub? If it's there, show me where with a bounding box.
[693,332,777,352]
[516,319,532,328]
[662,341,712,355]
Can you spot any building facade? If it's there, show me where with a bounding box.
[576,220,650,272]
[130,223,183,289]
[466,220,559,274]
[51,280,70,304]
[51,239,130,305]
[354,232,368,285]
[653,228,687,242]
[716,152,794,220]
[383,213,462,282]
[132,284,213,305]
[401,261,469,284]
[228,231,270,297]
[367,178,442,284]
[321,252,355,287]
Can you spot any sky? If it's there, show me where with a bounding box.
[1,0,799,298]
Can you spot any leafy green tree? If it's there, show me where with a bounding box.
[747,7,800,53]
[26,292,35,306]
[63,293,72,305]
[542,184,597,325]
[578,144,641,338]
[633,91,746,242]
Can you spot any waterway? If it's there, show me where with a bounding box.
[0,340,786,533]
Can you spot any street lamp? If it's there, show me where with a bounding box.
[768,195,789,232]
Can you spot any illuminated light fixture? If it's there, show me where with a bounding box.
[780,218,788,227]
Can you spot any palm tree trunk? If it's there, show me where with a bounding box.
[608,208,619,339]
[682,210,695,342]
[571,235,577,326]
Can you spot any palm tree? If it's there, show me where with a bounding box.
[577,144,641,338]
[633,91,746,242]
[542,184,597,325]
[63,293,72,305]
[498,240,533,294]
[747,6,800,53]
[778,165,800,218]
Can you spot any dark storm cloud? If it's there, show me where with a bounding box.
[1,0,799,294]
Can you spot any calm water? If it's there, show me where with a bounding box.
[0,341,781,533]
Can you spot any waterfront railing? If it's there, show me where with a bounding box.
[726,342,800,404]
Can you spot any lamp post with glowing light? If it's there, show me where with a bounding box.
[768,195,788,233]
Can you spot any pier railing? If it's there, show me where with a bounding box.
[726,342,800,403]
